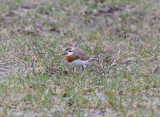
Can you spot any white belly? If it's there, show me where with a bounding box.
[69,59,89,67]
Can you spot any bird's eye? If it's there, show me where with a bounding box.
[68,50,72,52]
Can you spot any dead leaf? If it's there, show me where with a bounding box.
[5,11,18,17]
[49,27,60,33]
[140,67,152,77]
[98,5,123,14]
[121,57,137,64]
[143,57,158,62]
[154,65,160,74]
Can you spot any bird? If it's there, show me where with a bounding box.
[63,47,94,68]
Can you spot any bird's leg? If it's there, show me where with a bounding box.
[81,66,84,71]
[74,67,80,74]
[72,67,75,72]
[82,65,87,71]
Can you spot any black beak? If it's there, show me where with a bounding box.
[62,53,67,56]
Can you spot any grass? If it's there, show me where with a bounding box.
[0,0,160,116]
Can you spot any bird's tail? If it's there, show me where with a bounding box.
[88,57,97,64]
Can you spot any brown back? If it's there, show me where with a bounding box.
[72,47,90,61]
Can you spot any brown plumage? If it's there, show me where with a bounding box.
[72,47,90,61]
[65,47,90,62]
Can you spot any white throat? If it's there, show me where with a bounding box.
[66,51,73,56]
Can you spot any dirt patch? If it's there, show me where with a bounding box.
[0,62,24,77]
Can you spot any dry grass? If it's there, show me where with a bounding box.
[0,0,160,116]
